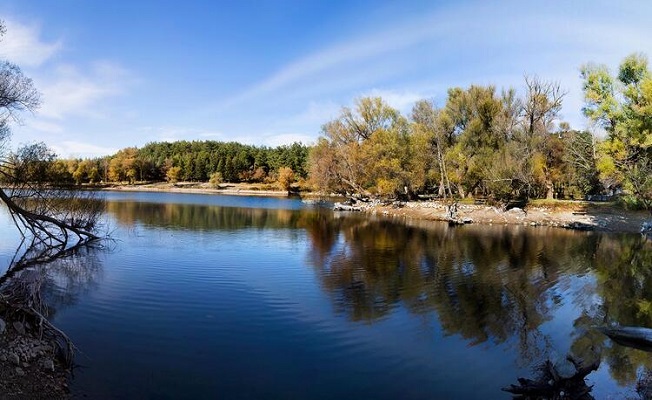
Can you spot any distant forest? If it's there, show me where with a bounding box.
[4,53,652,207]
[7,140,309,187]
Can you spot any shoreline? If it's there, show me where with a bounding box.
[103,182,650,234]
[0,316,70,399]
[101,182,293,197]
[366,201,650,234]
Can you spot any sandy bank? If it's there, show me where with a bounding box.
[102,182,291,197]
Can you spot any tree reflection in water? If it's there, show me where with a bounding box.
[104,200,652,390]
[0,241,105,320]
[303,214,652,389]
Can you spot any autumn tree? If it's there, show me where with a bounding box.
[309,97,405,195]
[581,53,652,208]
[441,85,504,198]
[277,166,295,192]
[410,100,452,197]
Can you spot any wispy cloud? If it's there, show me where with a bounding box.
[224,13,451,107]
[36,61,132,119]
[258,133,315,147]
[0,19,62,67]
[50,140,118,159]
[222,0,652,133]
[26,119,64,133]
[362,89,425,115]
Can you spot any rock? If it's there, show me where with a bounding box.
[642,221,652,235]
[333,202,363,212]
[42,358,55,372]
[12,321,25,335]
[0,317,5,335]
[15,367,25,376]
[9,352,20,365]
[461,217,473,224]
[0,354,6,362]
[564,221,593,231]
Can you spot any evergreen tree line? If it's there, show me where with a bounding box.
[5,140,310,186]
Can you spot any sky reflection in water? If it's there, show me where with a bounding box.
[2,192,651,399]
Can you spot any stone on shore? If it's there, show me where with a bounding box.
[642,220,652,235]
[42,358,55,372]
[12,321,25,335]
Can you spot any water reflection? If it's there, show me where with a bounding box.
[106,200,307,231]
[0,241,104,320]
[41,246,104,317]
[572,235,652,386]
[305,219,600,361]
[306,216,652,389]
[101,198,652,392]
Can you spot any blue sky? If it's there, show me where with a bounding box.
[1,0,651,158]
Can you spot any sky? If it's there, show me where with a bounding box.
[0,0,651,158]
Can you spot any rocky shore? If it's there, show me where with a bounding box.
[0,316,70,399]
[365,200,651,234]
[109,183,650,234]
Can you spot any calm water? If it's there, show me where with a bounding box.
[2,192,652,399]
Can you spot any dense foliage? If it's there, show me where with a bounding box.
[310,79,600,202]
[309,53,652,205]
[20,141,310,186]
[5,53,651,207]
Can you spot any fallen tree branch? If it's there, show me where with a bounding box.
[502,355,599,399]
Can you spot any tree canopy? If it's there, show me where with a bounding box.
[581,53,652,208]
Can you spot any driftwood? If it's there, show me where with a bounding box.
[502,356,599,399]
[599,326,652,352]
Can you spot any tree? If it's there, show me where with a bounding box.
[441,85,503,198]
[277,167,295,192]
[308,96,404,195]
[209,171,223,188]
[166,166,181,183]
[0,20,101,258]
[581,53,652,208]
[411,99,452,198]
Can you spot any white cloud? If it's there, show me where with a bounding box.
[221,0,652,131]
[27,119,63,133]
[223,13,452,108]
[362,89,425,115]
[259,133,315,147]
[0,19,61,67]
[36,61,132,119]
[50,140,118,159]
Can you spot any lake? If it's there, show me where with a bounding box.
[1,191,652,399]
